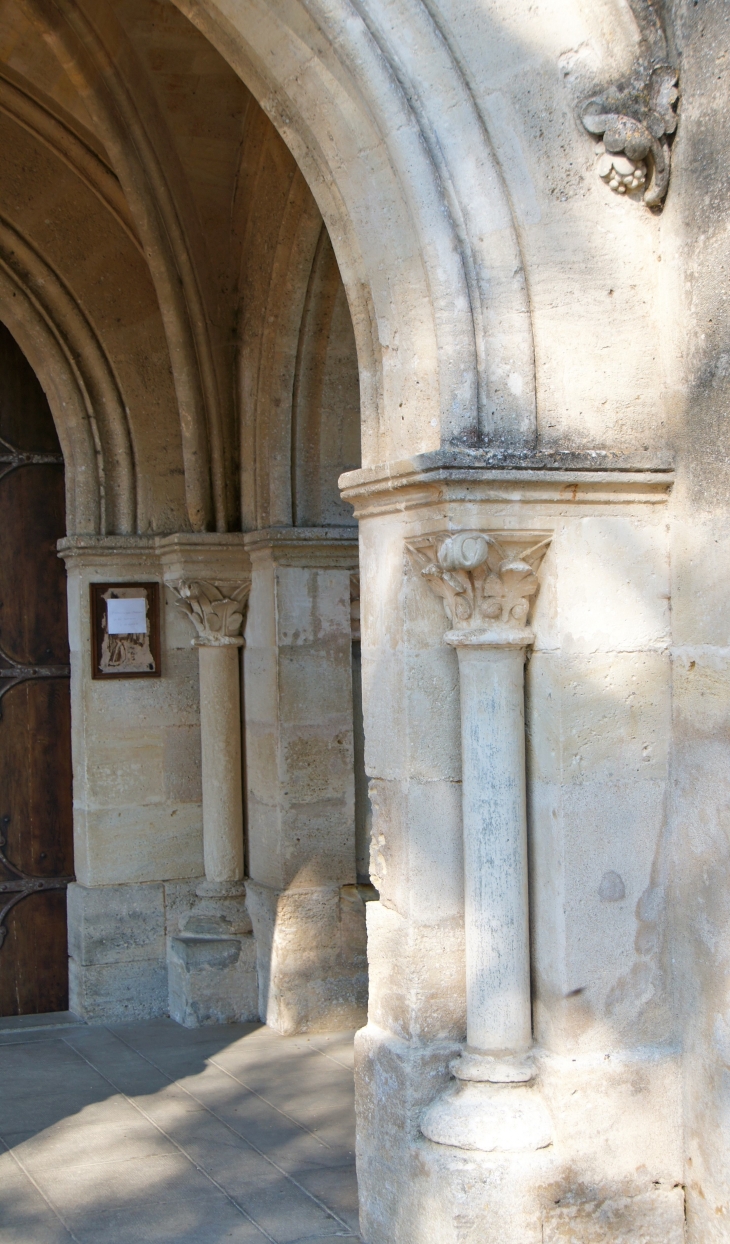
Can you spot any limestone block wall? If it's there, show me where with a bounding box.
[658,0,730,1233]
[58,531,366,1030]
[244,528,367,1034]
[59,535,248,1022]
[528,512,674,1055]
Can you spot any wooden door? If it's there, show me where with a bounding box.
[0,323,73,1016]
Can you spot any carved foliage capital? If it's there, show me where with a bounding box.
[170,580,250,646]
[407,531,550,635]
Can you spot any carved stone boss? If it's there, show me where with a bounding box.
[579,1,678,208]
[408,531,553,1151]
[171,581,250,893]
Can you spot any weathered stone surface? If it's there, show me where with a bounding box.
[163,726,203,803]
[541,1187,685,1244]
[67,882,165,966]
[2,0,728,1234]
[242,532,365,1033]
[167,932,258,1027]
[66,881,168,1023]
[69,959,168,1024]
[247,881,367,1034]
[345,467,679,1241]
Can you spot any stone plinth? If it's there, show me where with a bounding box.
[168,901,258,1027]
[67,880,168,1022]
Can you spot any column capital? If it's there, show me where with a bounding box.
[170,580,250,646]
[407,528,550,642]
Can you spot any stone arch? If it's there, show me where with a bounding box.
[0,274,100,534]
[292,224,360,527]
[0,67,140,255]
[21,0,233,532]
[0,222,137,535]
[170,0,537,462]
[239,160,324,529]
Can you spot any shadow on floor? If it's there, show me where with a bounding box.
[0,1015,360,1243]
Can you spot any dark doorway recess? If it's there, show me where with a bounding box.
[0,323,73,1016]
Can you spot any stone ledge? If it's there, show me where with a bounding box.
[339,450,674,514]
[243,526,359,568]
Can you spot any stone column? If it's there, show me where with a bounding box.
[243,527,367,1034]
[411,529,553,1149]
[453,638,532,1059]
[198,643,244,882]
[171,581,248,890]
[167,578,257,1026]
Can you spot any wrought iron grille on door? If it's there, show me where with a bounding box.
[0,325,74,1016]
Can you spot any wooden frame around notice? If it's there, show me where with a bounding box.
[90,582,161,680]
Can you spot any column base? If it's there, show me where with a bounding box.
[420,1079,553,1152]
[452,1048,535,1082]
[246,880,367,1034]
[356,1024,684,1244]
[166,882,258,1026]
[195,879,247,899]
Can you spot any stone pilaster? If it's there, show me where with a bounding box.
[412,529,553,1152]
[339,453,683,1244]
[243,527,367,1034]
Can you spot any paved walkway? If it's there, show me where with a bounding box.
[0,1013,360,1243]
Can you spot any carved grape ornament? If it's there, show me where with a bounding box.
[581,66,678,207]
[578,0,679,209]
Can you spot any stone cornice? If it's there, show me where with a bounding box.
[57,533,252,580]
[243,526,359,569]
[58,534,157,559]
[57,529,361,575]
[339,451,674,516]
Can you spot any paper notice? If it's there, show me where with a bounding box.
[106,596,148,634]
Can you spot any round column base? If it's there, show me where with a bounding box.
[452,1049,535,1083]
[196,879,247,899]
[421,1081,553,1153]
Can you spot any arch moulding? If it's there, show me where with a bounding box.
[171,0,536,465]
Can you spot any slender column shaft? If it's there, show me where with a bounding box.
[449,636,531,1055]
[198,643,244,883]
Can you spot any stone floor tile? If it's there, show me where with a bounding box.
[151,1059,346,1154]
[0,1018,360,1244]
[71,1209,266,1244]
[106,1025,357,1159]
[0,1145,77,1244]
[284,1165,359,1230]
[5,1108,177,1174]
[297,1036,356,1071]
